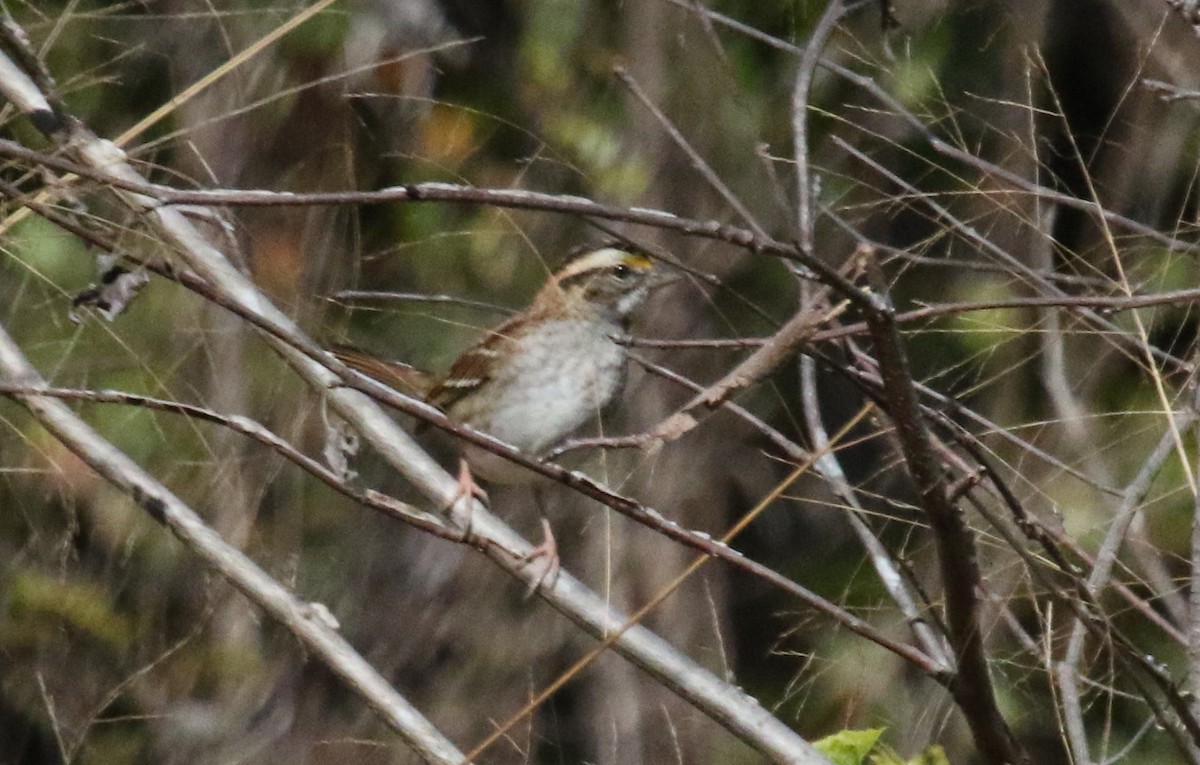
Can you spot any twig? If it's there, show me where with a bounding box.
[1190,382,1200,758]
[1058,421,1193,765]
[0,137,877,312]
[840,342,1124,497]
[839,344,1192,648]
[465,416,865,765]
[929,403,1200,755]
[633,300,846,446]
[661,0,1200,255]
[633,286,1200,350]
[831,135,1190,375]
[327,289,512,316]
[790,0,845,252]
[0,382,466,545]
[1039,54,1197,497]
[0,327,471,765]
[1142,77,1200,102]
[554,352,827,470]
[614,64,767,238]
[798,353,954,672]
[858,245,1027,765]
[34,672,68,765]
[0,140,936,670]
[0,38,838,764]
[1165,0,1200,37]
[346,370,946,676]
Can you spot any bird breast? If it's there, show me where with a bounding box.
[452,318,626,455]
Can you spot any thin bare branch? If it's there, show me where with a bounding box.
[790,0,845,251]
[0,38,837,764]
[664,0,1200,255]
[0,327,471,765]
[859,245,1027,765]
[0,382,464,544]
[0,137,877,312]
[615,64,767,238]
[799,353,954,672]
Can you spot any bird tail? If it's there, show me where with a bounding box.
[330,345,434,398]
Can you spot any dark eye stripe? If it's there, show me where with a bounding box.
[557,258,647,290]
[557,270,592,290]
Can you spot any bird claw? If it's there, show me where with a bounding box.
[443,458,488,544]
[519,518,560,596]
[443,462,559,594]
[444,457,488,510]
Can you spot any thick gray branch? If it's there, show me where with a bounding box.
[0,327,469,765]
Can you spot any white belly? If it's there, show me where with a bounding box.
[459,319,625,457]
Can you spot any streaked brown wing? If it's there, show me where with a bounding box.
[426,329,513,411]
[331,345,434,398]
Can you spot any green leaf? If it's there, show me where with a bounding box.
[905,745,950,765]
[869,747,906,765]
[870,743,951,765]
[814,728,886,765]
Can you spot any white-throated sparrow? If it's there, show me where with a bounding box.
[335,244,670,583]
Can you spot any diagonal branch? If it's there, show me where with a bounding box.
[663,0,1200,256]
[0,137,877,313]
[0,327,471,765]
[0,149,939,679]
[859,245,1027,765]
[0,36,834,765]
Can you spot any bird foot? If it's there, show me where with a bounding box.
[519,518,560,595]
[444,458,488,544]
[444,457,488,510]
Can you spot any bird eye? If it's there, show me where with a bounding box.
[612,264,631,279]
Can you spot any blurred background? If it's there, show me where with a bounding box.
[3,1,1200,763]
